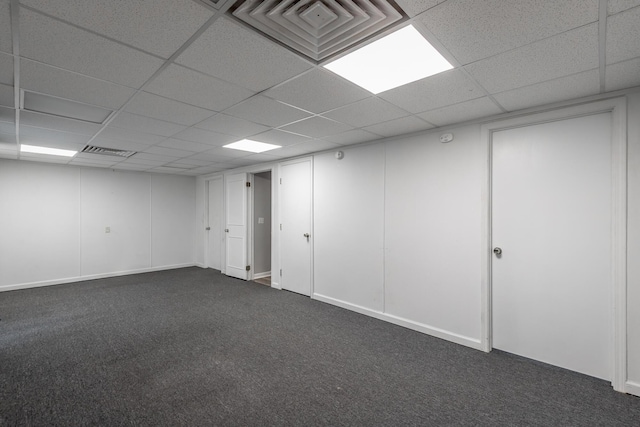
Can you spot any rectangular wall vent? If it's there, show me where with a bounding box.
[81,145,136,158]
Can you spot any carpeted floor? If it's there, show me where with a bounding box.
[1,267,638,426]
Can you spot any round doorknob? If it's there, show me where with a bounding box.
[493,247,502,255]
[303,233,310,238]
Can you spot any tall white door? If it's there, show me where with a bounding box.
[492,113,612,380]
[280,159,312,296]
[207,178,223,270]
[225,173,248,280]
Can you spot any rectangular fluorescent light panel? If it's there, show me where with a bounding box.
[21,144,77,157]
[323,25,453,94]
[223,139,281,153]
[23,91,113,124]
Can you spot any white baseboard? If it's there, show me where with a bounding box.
[271,281,282,290]
[194,263,206,268]
[0,263,196,293]
[625,380,640,397]
[253,271,271,279]
[312,293,483,351]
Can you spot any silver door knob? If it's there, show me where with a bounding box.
[304,233,310,239]
[225,229,229,233]
[493,247,502,256]
[206,227,211,230]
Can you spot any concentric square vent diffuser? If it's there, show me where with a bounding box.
[228,0,407,63]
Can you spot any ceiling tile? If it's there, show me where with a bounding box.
[124,92,215,126]
[608,0,640,15]
[363,116,434,137]
[176,17,313,92]
[0,121,15,135]
[144,145,195,158]
[0,0,11,54]
[144,64,254,112]
[19,125,89,149]
[21,59,135,110]
[322,129,381,145]
[71,153,120,166]
[605,57,640,91]
[0,82,13,107]
[110,112,187,137]
[195,113,269,138]
[223,95,312,127]
[166,158,214,167]
[464,24,599,94]
[159,138,214,153]
[110,163,151,171]
[394,0,445,17]
[418,97,503,126]
[89,136,151,153]
[20,110,102,135]
[0,105,15,123]
[20,9,164,89]
[131,152,175,162]
[493,70,600,111]
[323,97,409,128]
[21,153,71,164]
[187,164,229,175]
[0,52,13,85]
[606,6,640,64]
[250,129,313,147]
[264,69,370,114]
[417,0,598,65]
[280,116,353,138]
[194,147,251,160]
[20,0,214,58]
[172,127,237,146]
[100,126,165,145]
[120,157,168,167]
[267,140,342,158]
[379,69,483,114]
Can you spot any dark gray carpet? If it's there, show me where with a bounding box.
[1,268,638,426]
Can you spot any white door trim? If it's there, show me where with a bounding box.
[278,156,314,297]
[480,97,628,392]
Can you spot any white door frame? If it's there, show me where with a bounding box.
[480,97,628,392]
[247,167,275,282]
[278,156,314,296]
[204,176,223,270]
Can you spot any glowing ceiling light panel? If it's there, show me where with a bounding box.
[324,25,453,94]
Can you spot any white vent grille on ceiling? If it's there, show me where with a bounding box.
[195,0,228,10]
[81,145,136,158]
[229,0,407,62]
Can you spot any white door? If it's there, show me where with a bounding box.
[492,113,612,380]
[280,159,312,296]
[225,173,249,280]
[207,178,223,270]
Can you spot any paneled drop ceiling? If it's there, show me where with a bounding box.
[0,0,639,175]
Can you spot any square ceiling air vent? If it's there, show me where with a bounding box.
[21,91,113,124]
[81,145,136,158]
[194,0,228,10]
[228,0,408,63]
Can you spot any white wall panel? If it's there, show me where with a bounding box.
[626,92,640,385]
[313,144,385,311]
[384,126,482,342]
[80,168,151,276]
[0,160,80,287]
[151,174,195,267]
